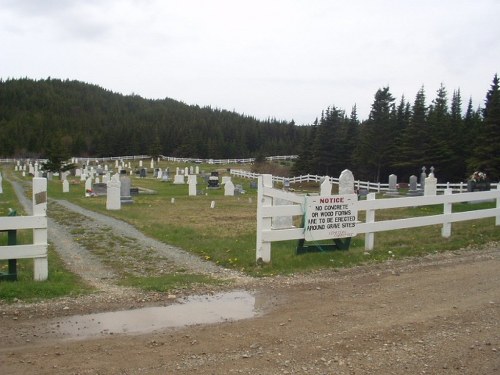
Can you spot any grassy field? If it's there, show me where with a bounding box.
[2,160,500,301]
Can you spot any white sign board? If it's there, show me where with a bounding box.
[304,194,358,241]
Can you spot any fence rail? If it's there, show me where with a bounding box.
[231,169,499,193]
[0,178,48,280]
[256,174,500,262]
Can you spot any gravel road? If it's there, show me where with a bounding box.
[1,175,499,374]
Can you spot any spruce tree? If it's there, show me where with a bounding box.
[468,74,500,180]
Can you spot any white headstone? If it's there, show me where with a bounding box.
[0,172,3,194]
[62,179,69,193]
[424,169,437,196]
[272,198,294,229]
[195,166,200,175]
[85,177,92,192]
[106,174,121,210]
[224,180,235,196]
[184,167,189,176]
[173,174,185,184]
[320,176,332,196]
[338,169,355,195]
[150,159,154,169]
[188,175,197,196]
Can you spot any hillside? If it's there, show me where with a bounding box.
[0,78,303,158]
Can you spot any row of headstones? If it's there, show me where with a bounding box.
[187,175,244,196]
[273,168,437,230]
[385,167,438,197]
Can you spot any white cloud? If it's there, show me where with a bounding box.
[1,0,499,123]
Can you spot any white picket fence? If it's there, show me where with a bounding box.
[231,169,499,193]
[256,174,500,262]
[0,178,48,280]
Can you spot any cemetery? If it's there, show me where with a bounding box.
[1,156,499,280]
[1,156,500,374]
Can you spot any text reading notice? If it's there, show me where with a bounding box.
[304,194,358,241]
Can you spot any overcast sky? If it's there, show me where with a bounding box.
[1,0,499,124]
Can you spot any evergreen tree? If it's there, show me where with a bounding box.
[425,84,457,181]
[468,74,500,180]
[394,86,428,175]
[355,87,396,182]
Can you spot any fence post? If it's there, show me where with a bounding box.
[365,193,376,251]
[441,188,453,238]
[32,177,48,281]
[256,174,273,263]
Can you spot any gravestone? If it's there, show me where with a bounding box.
[85,177,92,192]
[62,179,69,193]
[195,166,200,175]
[283,179,290,191]
[424,167,437,196]
[272,198,294,229]
[188,175,197,196]
[92,183,107,196]
[384,174,400,197]
[420,166,427,192]
[320,176,332,196]
[184,167,189,176]
[190,166,194,175]
[139,160,143,167]
[407,175,422,196]
[120,175,134,204]
[106,174,121,210]
[157,169,163,179]
[173,173,185,184]
[140,168,146,178]
[235,184,245,195]
[0,172,3,194]
[339,169,355,195]
[150,159,154,169]
[224,180,235,196]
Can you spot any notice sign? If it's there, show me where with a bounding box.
[304,194,358,241]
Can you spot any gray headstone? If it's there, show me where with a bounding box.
[384,174,400,197]
[407,175,422,196]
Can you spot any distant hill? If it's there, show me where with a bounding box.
[0,78,304,158]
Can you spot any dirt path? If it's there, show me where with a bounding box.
[1,176,499,374]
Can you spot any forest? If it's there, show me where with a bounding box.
[293,74,500,182]
[1,75,499,182]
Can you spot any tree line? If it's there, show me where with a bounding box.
[1,76,499,182]
[0,78,302,159]
[293,74,500,182]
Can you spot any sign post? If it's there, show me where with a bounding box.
[297,194,358,254]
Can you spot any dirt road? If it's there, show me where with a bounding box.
[1,175,499,374]
[1,248,499,374]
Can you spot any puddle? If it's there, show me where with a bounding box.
[51,291,261,340]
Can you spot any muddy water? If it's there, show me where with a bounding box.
[50,291,261,340]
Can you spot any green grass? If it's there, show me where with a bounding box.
[119,273,226,293]
[3,161,500,303]
[40,162,500,277]
[0,245,92,301]
[0,170,93,301]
